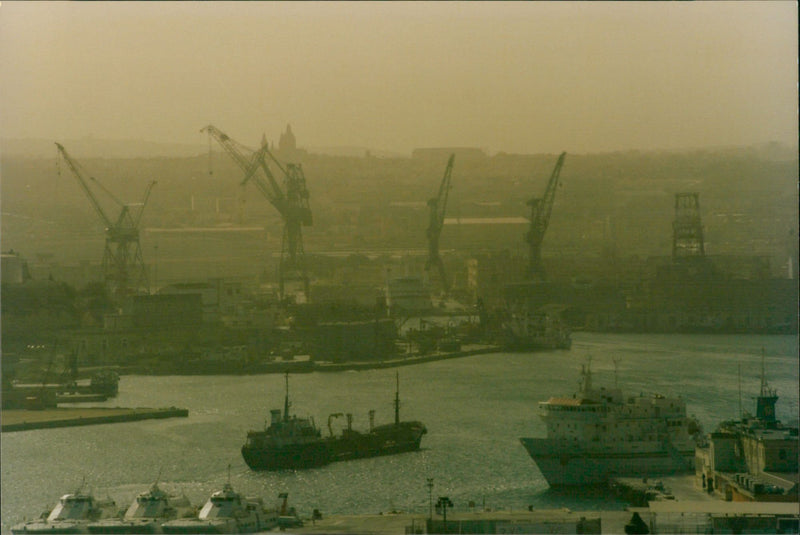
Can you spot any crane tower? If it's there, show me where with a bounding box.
[202,125,312,302]
[672,192,705,260]
[525,152,566,281]
[55,143,156,296]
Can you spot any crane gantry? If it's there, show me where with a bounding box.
[425,154,455,295]
[525,152,566,281]
[55,142,156,296]
[201,125,312,302]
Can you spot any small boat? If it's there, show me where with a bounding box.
[161,482,277,534]
[87,482,194,534]
[12,485,117,534]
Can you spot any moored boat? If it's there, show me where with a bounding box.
[519,359,702,486]
[87,482,194,534]
[503,305,572,351]
[160,482,276,534]
[12,486,117,534]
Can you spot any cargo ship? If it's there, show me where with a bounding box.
[519,360,702,486]
[241,373,426,470]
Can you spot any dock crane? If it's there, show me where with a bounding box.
[55,143,156,296]
[201,125,312,302]
[525,152,566,281]
[425,154,455,294]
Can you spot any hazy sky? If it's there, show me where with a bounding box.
[1,1,797,155]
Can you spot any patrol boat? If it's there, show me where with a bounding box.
[161,481,277,534]
[519,360,702,486]
[87,482,194,534]
[12,484,117,534]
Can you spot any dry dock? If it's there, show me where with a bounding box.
[1,406,188,432]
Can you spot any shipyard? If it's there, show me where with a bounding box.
[2,2,798,534]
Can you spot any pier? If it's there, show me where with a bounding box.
[314,345,502,372]
[1,406,189,432]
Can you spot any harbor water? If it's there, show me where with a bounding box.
[2,333,797,533]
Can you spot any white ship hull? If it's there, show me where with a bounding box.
[520,438,694,486]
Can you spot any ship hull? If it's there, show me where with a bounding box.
[88,520,162,534]
[242,423,426,470]
[241,441,331,471]
[519,438,694,487]
[328,422,426,461]
[12,522,90,534]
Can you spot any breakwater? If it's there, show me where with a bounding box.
[1,406,188,432]
[314,345,502,372]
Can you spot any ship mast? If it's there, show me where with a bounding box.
[581,357,593,393]
[283,372,291,422]
[756,348,778,424]
[394,372,400,426]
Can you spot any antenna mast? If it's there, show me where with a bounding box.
[738,363,743,419]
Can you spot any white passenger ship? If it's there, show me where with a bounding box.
[520,361,702,486]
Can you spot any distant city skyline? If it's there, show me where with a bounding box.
[1,2,797,155]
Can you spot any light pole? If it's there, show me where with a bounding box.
[436,496,453,533]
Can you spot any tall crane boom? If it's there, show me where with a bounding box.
[525,152,566,280]
[201,125,288,215]
[202,125,312,302]
[425,154,455,294]
[55,143,114,228]
[55,142,155,296]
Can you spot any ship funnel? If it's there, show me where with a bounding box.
[346,413,353,431]
[369,409,375,431]
[270,409,281,425]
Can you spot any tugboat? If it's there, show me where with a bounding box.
[87,481,194,534]
[161,479,276,534]
[241,373,427,471]
[12,483,118,534]
[519,359,702,486]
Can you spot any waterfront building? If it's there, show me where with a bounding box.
[695,368,799,502]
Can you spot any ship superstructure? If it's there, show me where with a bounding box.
[88,482,194,534]
[520,361,701,486]
[12,486,117,534]
[241,374,328,470]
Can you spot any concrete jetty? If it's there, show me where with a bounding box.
[289,509,633,534]
[1,406,188,432]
